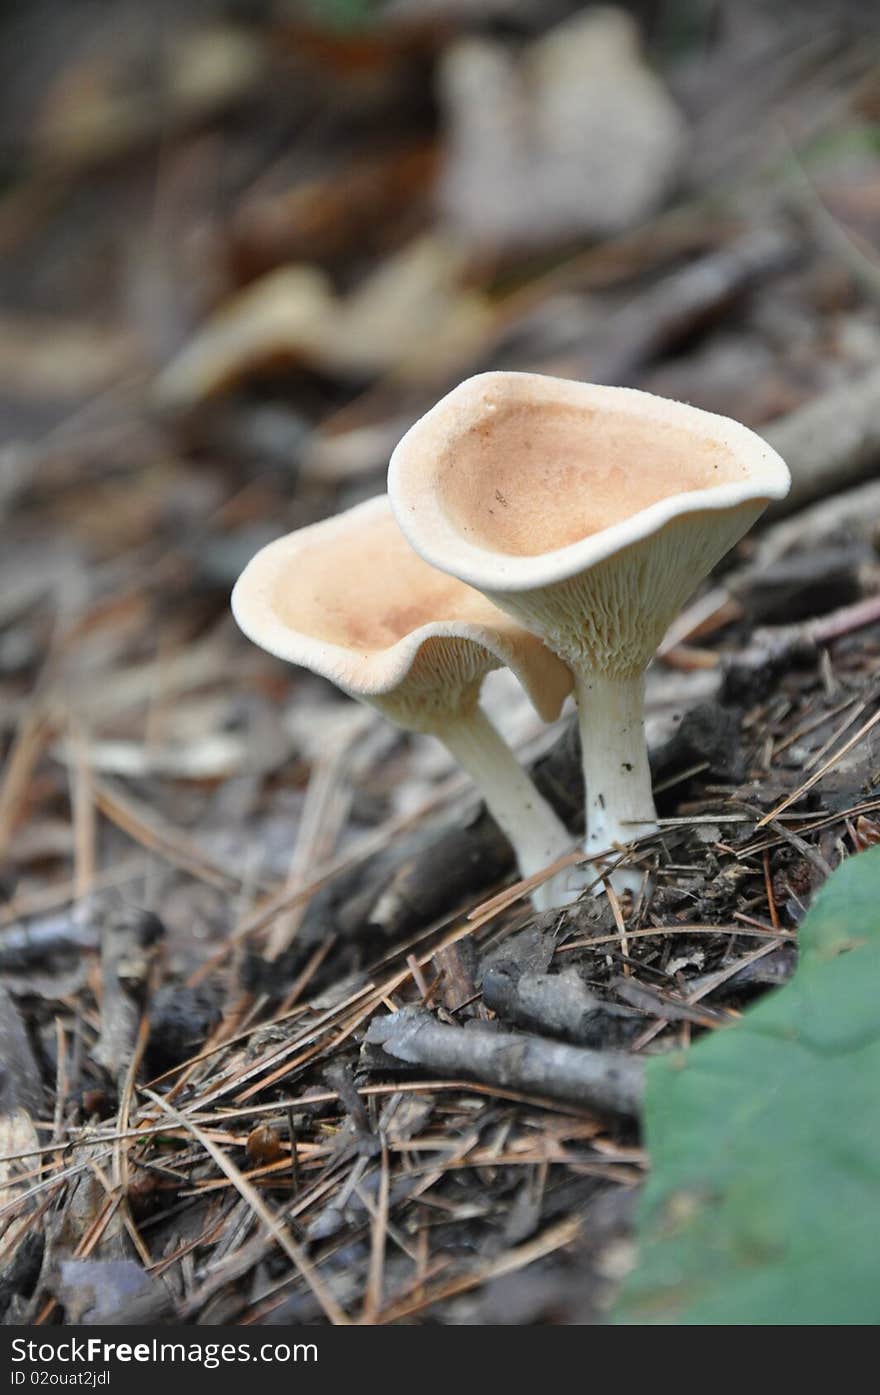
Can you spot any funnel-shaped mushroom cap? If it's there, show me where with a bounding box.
[231,494,572,731]
[388,372,791,676]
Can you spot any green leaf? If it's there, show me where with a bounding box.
[614,845,880,1325]
[303,0,377,33]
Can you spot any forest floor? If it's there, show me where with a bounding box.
[1,0,879,1325]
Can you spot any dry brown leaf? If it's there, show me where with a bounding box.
[232,141,438,274]
[156,236,493,408]
[0,1109,41,1264]
[155,266,335,408]
[0,315,139,401]
[439,8,687,254]
[34,24,263,170]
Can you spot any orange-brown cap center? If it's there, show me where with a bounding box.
[437,401,747,557]
[271,510,503,651]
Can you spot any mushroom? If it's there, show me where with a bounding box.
[231,494,579,909]
[388,371,791,890]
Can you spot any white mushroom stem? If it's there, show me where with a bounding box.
[574,670,657,895]
[433,705,578,910]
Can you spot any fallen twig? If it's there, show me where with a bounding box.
[482,966,620,1045]
[765,362,880,516]
[365,1006,643,1117]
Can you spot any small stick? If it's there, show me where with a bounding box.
[286,1108,300,1195]
[763,850,779,931]
[757,707,880,827]
[141,1088,349,1326]
[362,1138,390,1324]
[366,1007,643,1117]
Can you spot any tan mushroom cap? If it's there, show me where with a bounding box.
[231,494,572,730]
[388,372,791,675]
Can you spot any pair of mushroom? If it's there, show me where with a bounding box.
[233,372,790,906]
